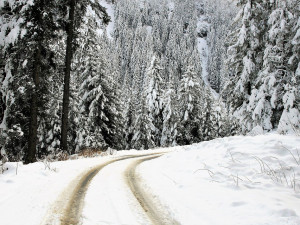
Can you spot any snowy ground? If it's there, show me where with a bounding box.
[81,157,151,225]
[0,149,167,225]
[138,134,300,225]
[1,134,300,225]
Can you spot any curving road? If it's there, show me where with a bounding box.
[41,153,179,225]
[126,155,180,225]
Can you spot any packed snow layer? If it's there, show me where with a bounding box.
[82,156,152,225]
[138,134,300,225]
[0,158,103,225]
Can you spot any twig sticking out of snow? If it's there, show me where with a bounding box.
[194,168,214,178]
[281,145,300,165]
[252,155,299,191]
[231,174,243,187]
[41,156,57,172]
[227,150,241,163]
[162,173,178,185]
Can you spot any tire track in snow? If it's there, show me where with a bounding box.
[126,155,181,225]
[41,153,163,225]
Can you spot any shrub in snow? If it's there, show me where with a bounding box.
[0,152,8,174]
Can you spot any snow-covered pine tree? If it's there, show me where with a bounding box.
[36,34,66,158]
[0,0,60,162]
[161,79,179,147]
[200,88,217,141]
[144,55,164,146]
[123,25,153,149]
[277,0,300,133]
[75,13,123,151]
[206,0,237,92]
[278,74,300,133]
[223,0,269,133]
[123,92,136,150]
[0,49,4,126]
[177,65,203,145]
[129,53,165,150]
[0,51,5,137]
[245,0,300,133]
[60,0,110,152]
[131,100,155,150]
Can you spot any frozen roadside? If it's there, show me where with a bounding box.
[138,134,300,225]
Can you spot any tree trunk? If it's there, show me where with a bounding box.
[0,55,5,125]
[25,44,41,164]
[61,0,76,152]
[25,0,46,164]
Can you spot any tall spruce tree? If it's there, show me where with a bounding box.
[60,0,110,152]
[223,0,269,133]
[75,23,123,150]
[177,65,204,145]
[144,55,164,146]
[161,79,179,146]
[0,0,59,162]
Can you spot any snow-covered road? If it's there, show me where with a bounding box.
[41,152,176,225]
[0,149,172,225]
[125,155,180,225]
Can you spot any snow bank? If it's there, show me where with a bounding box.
[139,134,300,225]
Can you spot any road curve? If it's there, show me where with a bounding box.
[40,153,167,225]
[126,155,181,225]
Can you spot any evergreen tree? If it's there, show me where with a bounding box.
[75,23,123,150]
[223,0,270,133]
[177,65,203,145]
[206,0,237,92]
[144,55,164,146]
[161,80,178,147]
[248,0,293,131]
[60,0,110,152]
[277,0,300,133]
[201,89,217,141]
[0,0,59,162]
[131,101,155,150]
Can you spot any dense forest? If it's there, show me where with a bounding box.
[0,0,299,163]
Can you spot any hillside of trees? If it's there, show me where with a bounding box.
[0,0,299,163]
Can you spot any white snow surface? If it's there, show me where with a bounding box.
[1,134,300,225]
[82,155,152,225]
[197,34,219,99]
[0,149,166,225]
[98,0,115,38]
[138,134,300,225]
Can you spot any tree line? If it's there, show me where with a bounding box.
[1,0,299,164]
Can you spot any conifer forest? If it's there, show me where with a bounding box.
[0,0,299,163]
